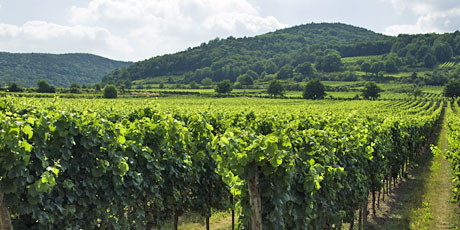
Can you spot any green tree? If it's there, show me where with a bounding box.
[423,53,437,68]
[70,82,80,93]
[295,62,314,76]
[315,53,343,72]
[189,81,199,89]
[237,74,254,86]
[201,77,213,86]
[370,62,384,76]
[103,84,118,98]
[303,79,326,99]
[443,79,460,97]
[276,64,294,79]
[7,82,22,92]
[360,61,371,75]
[215,80,233,94]
[433,42,453,63]
[362,82,382,100]
[267,80,284,97]
[37,80,56,93]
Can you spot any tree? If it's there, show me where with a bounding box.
[267,80,284,97]
[70,82,80,93]
[215,80,232,94]
[276,64,294,79]
[295,62,314,76]
[303,79,326,99]
[362,82,382,100]
[37,80,56,93]
[315,53,343,72]
[433,42,453,63]
[423,53,436,68]
[7,82,22,92]
[443,79,460,98]
[189,81,199,89]
[360,61,371,75]
[237,74,254,86]
[103,84,118,98]
[370,62,384,76]
[201,77,213,86]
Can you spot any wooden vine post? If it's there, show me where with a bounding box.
[0,189,13,230]
[248,162,262,230]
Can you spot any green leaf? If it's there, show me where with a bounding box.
[22,125,34,139]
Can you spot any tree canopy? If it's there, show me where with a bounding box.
[215,80,233,94]
[267,80,284,97]
[443,79,460,98]
[303,79,326,99]
[362,82,382,100]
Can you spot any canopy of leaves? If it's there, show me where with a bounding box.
[267,80,284,97]
[443,79,460,97]
[215,80,233,94]
[37,80,56,93]
[362,82,382,100]
[103,84,118,98]
[303,79,326,99]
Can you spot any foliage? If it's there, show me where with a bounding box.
[276,64,294,79]
[0,53,131,88]
[0,97,443,229]
[7,82,22,92]
[103,23,390,84]
[103,84,118,98]
[215,80,233,94]
[36,80,56,93]
[443,79,460,97]
[362,81,382,99]
[267,80,284,97]
[237,74,254,86]
[69,83,80,94]
[303,79,326,99]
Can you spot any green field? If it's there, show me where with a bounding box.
[1,94,457,230]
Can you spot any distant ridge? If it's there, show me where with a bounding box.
[0,52,132,88]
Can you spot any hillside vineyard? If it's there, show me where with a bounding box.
[0,97,445,229]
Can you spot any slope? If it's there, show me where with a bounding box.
[0,52,132,88]
[102,23,392,84]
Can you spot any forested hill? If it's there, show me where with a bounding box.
[0,52,131,88]
[102,23,393,84]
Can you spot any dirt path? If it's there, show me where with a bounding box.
[366,108,460,230]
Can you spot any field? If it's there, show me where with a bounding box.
[0,94,458,230]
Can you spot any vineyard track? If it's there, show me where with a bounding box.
[364,107,460,230]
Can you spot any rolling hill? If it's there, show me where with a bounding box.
[0,52,131,88]
[102,22,460,87]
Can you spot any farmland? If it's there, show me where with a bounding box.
[0,95,458,230]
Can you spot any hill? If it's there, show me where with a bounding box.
[102,23,393,85]
[0,52,131,88]
[104,22,460,88]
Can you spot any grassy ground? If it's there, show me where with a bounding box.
[365,108,460,230]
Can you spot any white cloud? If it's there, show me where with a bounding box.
[381,0,460,35]
[0,21,132,59]
[66,0,286,60]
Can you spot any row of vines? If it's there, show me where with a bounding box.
[0,98,442,229]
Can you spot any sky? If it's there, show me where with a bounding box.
[0,0,459,61]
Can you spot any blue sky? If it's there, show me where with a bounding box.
[0,0,459,61]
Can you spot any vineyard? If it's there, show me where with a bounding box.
[0,96,458,230]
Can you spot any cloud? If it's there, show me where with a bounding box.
[67,0,287,60]
[381,0,460,35]
[0,21,132,59]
